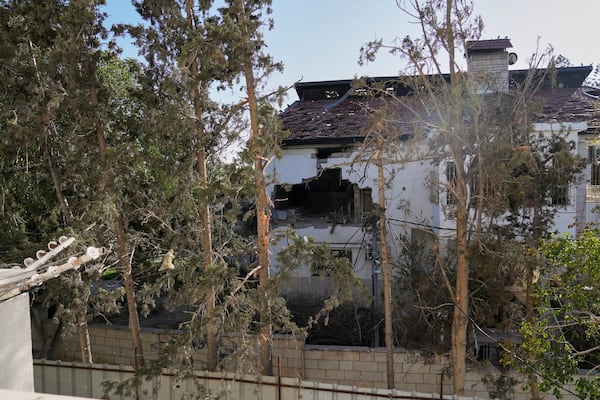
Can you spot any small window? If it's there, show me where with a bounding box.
[446,161,457,205]
[551,156,570,206]
[551,185,569,205]
[589,146,600,186]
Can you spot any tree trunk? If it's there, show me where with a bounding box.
[448,5,468,385]
[255,162,272,376]
[525,200,542,400]
[91,83,145,366]
[77,308,93,363]
[451,153,469,396]
[197,136,218,372]
[376,142,395,389]
[184,0,218,372]
[115,220,145,366]
[44,122,72,226]
[233,0,273,373]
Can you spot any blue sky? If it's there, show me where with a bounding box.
[104,1,600,104]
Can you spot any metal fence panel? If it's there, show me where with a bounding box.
[34,360,479,400]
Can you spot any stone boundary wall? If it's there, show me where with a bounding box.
[54,325,574,399]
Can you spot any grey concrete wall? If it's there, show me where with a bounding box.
[0,292,34,391]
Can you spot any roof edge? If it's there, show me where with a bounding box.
[281,136,365,147]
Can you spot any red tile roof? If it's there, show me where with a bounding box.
[280,67,600,144]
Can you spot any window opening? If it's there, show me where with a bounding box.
[551,157,570,206]
[316,147,349,160]
[311,249,353,276]
[446,161,457,205]
[272,168,373,224]
[589,146,600,185]
[551,186,569,205]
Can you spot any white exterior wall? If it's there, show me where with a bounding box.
[268,145,434,282]
[270,225,370,277]
[433,122,596,239]
[270,121,600,286]
[537,122,595,236]
[0,292,34,392]
[269,147,318,186]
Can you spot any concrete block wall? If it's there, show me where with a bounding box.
[54,325,573,399]
[57,325,181,365]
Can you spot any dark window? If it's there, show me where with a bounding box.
[551,185,569,205]
[446,161,456,205]
[590,146,600,185]
[551,157,570,206]
[311,249,352,276]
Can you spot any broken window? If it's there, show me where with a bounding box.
[273,167,373,224]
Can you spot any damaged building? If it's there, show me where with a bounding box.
[268,38,600,297]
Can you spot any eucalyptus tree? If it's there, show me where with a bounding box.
[124,0,280,372]
[345,97,424,388]
[360,1,485,391]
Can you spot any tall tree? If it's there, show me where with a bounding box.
[349,100,422,388]
[184,0,219,371]
[360,0,584,395]
[0,0,124,364]
[127,0,260,371]
[375,134,396,389]
[223,0,286,375]
[360,1,483,392]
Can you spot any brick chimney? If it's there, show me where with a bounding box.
[466,38,513,93]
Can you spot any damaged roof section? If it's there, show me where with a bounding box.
[280,66,599,145]
[534,86,600,126]
[272,167,373,229]
[280,98,371,144]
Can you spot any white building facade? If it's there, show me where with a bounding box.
[269,39,600,295]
